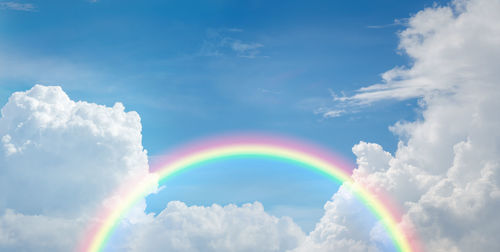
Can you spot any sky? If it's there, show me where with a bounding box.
[0,0,430,232]
[1,0,500,251]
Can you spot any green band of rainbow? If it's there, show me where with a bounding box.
[79,134,419,252]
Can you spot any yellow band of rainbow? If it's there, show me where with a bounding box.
[79,134,419,252]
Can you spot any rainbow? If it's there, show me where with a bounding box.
[79,134,419,252]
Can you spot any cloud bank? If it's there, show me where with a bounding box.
[126,201,305,252]
[0,85,305,251]
[303,0,500,251]
[0,85,156,250]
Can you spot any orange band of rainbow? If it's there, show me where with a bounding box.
[79,134,420,252]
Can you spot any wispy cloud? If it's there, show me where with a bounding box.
[230,40,263,58]
[0,1,35,11]
[321,109,345,118]
[296,93,348,119]
[200,28,265,58]
[258,88,281,95]
[226,28,244,33]
[313,106,346,119]
[366,18,407,29]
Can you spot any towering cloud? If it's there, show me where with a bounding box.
[0,85,305,251]
[300,0,500,251]
[0,85,155,250]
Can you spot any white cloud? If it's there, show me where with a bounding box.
[229,40,264,58]
[366,18,408,29]
[0,85,305,252]
[0,85,157,250]
[2,0,500,251]
[296,95,348,119]
[292,187,382,252]
[0,210,84,251]
[0,85,156,216]
[308,0,500,251]
[339,0,500,105]
[0,1,35,11]
[321,110,344,118]
[200,28,264,58]
[126,201,305,252]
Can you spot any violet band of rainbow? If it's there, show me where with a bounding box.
[79,135,420,252]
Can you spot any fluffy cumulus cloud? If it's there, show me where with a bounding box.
[126,201,305,252]
[0,85,304,251]
[292,186,386,252]
[0,85,153,216]
[0,85,156,250]
[300,0,500,251]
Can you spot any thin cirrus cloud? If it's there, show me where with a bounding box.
[365,18,408,29]
[0,1,35,11]
[200,28,265,58]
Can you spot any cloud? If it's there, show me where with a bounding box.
[200,28,264,58]
[366,18,408,29]
[321,110,345,118]
[125,201,305,252]
[296,95,348,119]
[307,0,500,251]
[0,85,157,250]
[2,0,500,251]
[292,186,384,252]
[0,85,305,252]
[0,210,84,251]
[338,0,500,105]
[299,90,350,119]
[0,1,35,11]
[229,40,264,58]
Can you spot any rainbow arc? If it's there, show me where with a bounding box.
[79,134,419,252]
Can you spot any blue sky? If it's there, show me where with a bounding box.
[1,0,440,233]
[2,0,500,251]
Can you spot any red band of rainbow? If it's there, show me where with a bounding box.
[79,134,420,252]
